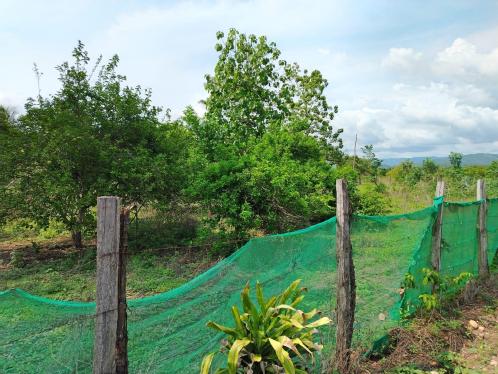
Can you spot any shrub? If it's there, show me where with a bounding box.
[400,268,473,316]
[356,183,391,215]
[200,280,331,374]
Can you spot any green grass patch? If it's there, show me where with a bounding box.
[0,249,213,301]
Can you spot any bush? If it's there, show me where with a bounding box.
[356,183,391,215]
[401,268,473,316]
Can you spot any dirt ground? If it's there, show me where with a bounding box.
[457,305,498,373]
[358,273,498,373]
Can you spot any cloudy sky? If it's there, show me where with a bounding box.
[1,0,498,157]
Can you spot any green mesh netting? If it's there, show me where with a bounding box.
[488,198,498,264]
[1,197,496,373]
[440,200,481,278]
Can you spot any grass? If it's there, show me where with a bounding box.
[0,247,215,301]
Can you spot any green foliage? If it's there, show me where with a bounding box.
[387,161,422,187]
[0,248,207,300]
[401,273,415,289]
[421,158,439,180]
[486,161,498,196]
[0,42,189,247]
[448,152,463,169]
[436,351,465,373]
[388,366,427,373]
[0,218,66,241]
[201,280,330,374]
[189,126,346,239]
[360,144,382,181]
[202,29,342,157]
[356,182,391,215]
[187,29,347,240]
[401,268,474,315]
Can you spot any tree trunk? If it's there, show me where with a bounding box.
[72,230,83,249]
[72,207,86,250]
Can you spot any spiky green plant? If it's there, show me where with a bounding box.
[200,279,331,374]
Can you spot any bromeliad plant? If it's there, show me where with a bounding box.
[200,279,331,374]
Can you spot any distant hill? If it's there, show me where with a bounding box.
[382,153,498,167]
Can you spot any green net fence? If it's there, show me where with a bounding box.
[0,197,497,373]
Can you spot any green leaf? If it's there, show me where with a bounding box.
[265,296,277,311]
[227,338,251,374]
[290,295,305,307]
[241,283,254,313]
[269,338,295,374]
[241,283,260,330]
[302,308,318,321]
[305,317,331,328]
[292,338,313,356]
[231,305,245,335]
[206,321,238,337]
[279,279,301,304]
[256,281,265,311]
[200,352,215,374]
[274,304,296,311]
[278,335,303,359]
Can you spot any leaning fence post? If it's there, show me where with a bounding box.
[432,180,445,272]
[477,179,489,277]
[94,196,121,374]
[335,179,356,374]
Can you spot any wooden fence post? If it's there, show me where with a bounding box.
[477,179,489,277]
[432,180,445,272]
[94,197,121,374]
[335,179,356,374]
[116,208,130,374]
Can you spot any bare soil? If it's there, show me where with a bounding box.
[357,273,498,373]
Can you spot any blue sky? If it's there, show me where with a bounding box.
[1,0,498,157]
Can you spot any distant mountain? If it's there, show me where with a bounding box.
[382,153,498,167]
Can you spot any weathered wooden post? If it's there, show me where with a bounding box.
[335,179,356,374]
[116,208,130,374]
[432,180,445,272]
[477,179,489,277]
[94,197,121,374]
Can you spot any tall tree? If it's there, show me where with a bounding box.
[187,29,348,239]
[448,152,463,169]
[360,144,382,180]
[200,28,343,162]
[0,42,188,248]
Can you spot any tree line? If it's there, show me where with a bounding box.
[1,30,496,250]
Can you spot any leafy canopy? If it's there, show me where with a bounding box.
[448,152,463,169]
[201,28,342,161]
[186,29,348,239]
[0,42,188,247]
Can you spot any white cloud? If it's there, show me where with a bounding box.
[338,36,498,157]
[434,38,498,78]
[338,81,498,157]
[382,48,423,70]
